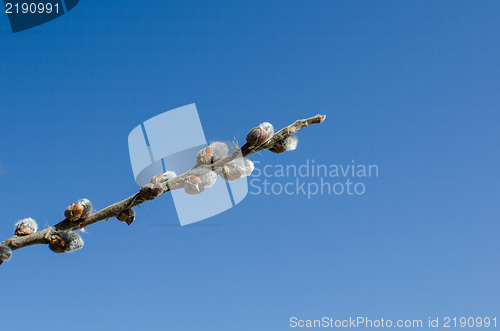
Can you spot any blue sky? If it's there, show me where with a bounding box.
[1,1,499,330]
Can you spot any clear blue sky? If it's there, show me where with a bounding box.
[1,1,499,330]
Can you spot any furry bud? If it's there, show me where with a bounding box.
[197,146,213,164]
[163,171,177,181]
[220,165,242,182]
[0,245,12,265]
[14,217,38,236]
[269,141,286,154]
[150,171,177,184]
[210,142,229,162]
[65,199,93,222]
[190,168,217,188]
[117,209,136,226]
[140,183,163,200]
[246,126,269,146]
[48,231,84,253]
[281,134,298,151]
[150,173,163,184]
[259,122,274,137]
[197,142,229,164]
[229,158,255,177]
[184,175,205,195]
[270,134,298,153]
[242,159,255,177]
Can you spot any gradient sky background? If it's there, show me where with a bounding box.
[1,1,499,330]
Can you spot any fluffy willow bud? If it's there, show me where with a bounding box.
[218,158,254,182]
[229,158,255,177]
[48,231,84,253]
[65,198,93,222]
[140,183,163,200]
[270,134,299,154]
[117,208,136,226]
[0,245,12,265]
[246,122,274,147]
[184,175,205,195]
[197,142,229,164]
[219,165,242,182]
[190,168,217,188]
[14,217,38,236]
[246,126,268,146]
[150,171,177,184]
[259,122,274,137]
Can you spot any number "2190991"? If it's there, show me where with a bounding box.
[5,2,59,14]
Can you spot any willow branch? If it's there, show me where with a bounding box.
[0,114,326,254]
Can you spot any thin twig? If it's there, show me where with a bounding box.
[0,114,326,253]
